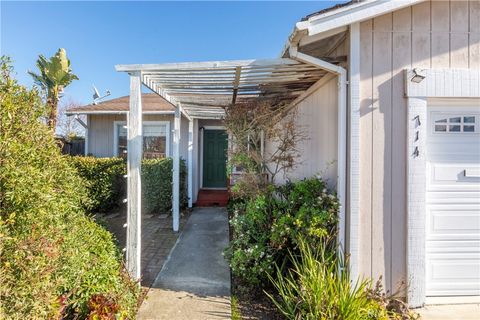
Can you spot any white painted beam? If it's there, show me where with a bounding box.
[115,58,301,72]
[172,106,181,232]
[126,72,142,281]
[188,119,194,208]
[289,46,344,75]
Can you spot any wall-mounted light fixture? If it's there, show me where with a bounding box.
[411,68,426,83]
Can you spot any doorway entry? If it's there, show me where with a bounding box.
[202,129,228,188]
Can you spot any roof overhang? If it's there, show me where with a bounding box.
[116,58,329,119]
[282,0,423,56]
[65,110,175,116]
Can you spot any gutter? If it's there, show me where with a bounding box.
[288,45,348,259]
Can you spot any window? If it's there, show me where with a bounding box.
[433,115,477,134]
[114,121,170,158]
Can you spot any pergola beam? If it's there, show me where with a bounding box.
[116,58,301,72]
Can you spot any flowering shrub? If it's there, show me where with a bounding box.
[225,177,339,287]
[227,194,277,285]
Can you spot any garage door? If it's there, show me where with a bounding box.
[426,104,480,297]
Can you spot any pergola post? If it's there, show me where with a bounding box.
[172,106,181,231]
[187,119,194,208]
[126,71,142,281]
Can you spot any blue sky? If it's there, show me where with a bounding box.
[1,1,344,105]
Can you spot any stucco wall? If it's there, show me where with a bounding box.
[358,0,480,293]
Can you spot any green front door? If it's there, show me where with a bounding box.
[203,130,228,188]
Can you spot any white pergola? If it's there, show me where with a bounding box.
[115,55,346,280]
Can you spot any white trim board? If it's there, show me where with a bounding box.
[405,68,480,308]
[113,120,171,158]
[282,0,423,56]
[347,22,361,283]
[66,110,175,115]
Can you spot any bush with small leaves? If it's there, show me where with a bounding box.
[225,177,339,287]
[67,156,126,213]
[142,157,188,215]
[0,57,139,319]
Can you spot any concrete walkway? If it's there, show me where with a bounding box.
[137,207,231,320]
[417,304,480,320]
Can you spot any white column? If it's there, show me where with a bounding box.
[336,70,347,256]
[348,22,361,283]
[126,72,142,281]
[187,119,194,208]
[406,97,427,307]
[192,119,199,202]
[172,106,181,232]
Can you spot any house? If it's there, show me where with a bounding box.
[66,93,225,206]
[79,0,479,307]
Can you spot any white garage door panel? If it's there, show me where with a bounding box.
[426,105,480,297]
[427,209,480,239]
[431,164,480,183]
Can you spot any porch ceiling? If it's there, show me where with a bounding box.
[116,58,329,119]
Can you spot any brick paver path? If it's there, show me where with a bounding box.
[101,210,190,287]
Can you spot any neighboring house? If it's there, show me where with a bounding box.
[66,93,224,205]
[91,0,478,307]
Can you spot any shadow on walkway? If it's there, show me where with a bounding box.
[101,209,190,287]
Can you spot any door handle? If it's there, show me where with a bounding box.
[464,168,480,178]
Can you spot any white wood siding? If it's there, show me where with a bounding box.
[87,114,187,159]
[359,0,480,294]
[268,76,338,188]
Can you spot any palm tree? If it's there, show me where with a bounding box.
[28,48,78,130]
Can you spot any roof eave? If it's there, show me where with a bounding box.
[65,110,176,116]
[282,0,423,56]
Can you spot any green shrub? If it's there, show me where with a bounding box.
[67,156,188,215]
[67,156,125,213]
[225,177,340,286]
[142,157,188,215]
[0,58,139,319]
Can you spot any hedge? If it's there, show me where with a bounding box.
[67,156,125,213]
[0,58,139,319]
[142,158,188,215]
[67,156,188,215]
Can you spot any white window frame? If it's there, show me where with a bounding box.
[431,111,478,135]
[113,120,171,157]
